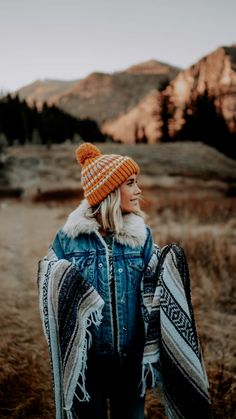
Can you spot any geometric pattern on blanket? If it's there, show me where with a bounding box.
[161,283,199,354]
[37,248,104,419]
[141,243,211,419]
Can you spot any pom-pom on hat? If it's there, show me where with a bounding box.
[75,142,140,206]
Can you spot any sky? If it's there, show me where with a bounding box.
[0,0,235,92]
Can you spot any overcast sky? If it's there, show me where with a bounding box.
[1,0,235,92]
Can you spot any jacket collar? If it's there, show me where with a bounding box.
[62,199,147,248]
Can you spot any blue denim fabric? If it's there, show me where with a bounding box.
[51,225,153,356]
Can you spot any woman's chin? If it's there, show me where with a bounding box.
[121,202,140,213]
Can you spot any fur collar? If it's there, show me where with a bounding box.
[62,199,147,248]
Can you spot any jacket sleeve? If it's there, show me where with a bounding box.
[50,230,65,259]
[143,226,154,267]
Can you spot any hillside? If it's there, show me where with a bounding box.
[15,60,180,124]
[2,142,236,197]
[17,79,80,109]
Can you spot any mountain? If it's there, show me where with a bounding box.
[15,60,180,124]
[17,79,80,109]
[101,45,236,144]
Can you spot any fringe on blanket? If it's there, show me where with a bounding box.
[38,251,104,419]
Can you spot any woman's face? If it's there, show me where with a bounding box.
[120,174,141,213]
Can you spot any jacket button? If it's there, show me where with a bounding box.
[120,299,125,303]
[98,263,103,268]
[123,327,127,331]
[118,268,123,273]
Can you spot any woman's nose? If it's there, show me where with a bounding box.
[135,184,141,194]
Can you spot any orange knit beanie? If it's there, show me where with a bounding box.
[75,142,140,206]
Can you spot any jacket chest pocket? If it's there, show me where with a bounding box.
[126,257,145,291]
[66,252,95,285]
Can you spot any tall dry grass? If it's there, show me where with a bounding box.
[0,289,53,418]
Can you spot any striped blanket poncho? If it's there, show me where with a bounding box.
[38,244,210,419]
[38,248,104,418]
[141,244,210,418]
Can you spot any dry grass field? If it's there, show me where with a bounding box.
[0,142,236,418]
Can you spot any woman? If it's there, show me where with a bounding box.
[38,142,210,419]
[50,142,153,419]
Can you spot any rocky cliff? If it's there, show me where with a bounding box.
[102,45,236,144]
[167,45,236,136]
[101,90,162,143]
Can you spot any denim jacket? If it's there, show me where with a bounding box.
[51,199,154,358]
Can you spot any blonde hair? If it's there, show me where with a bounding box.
[91,188,145,234]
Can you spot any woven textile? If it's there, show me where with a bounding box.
[141,244,211,418]
[75,142,140,206]
[37,248,104,419]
